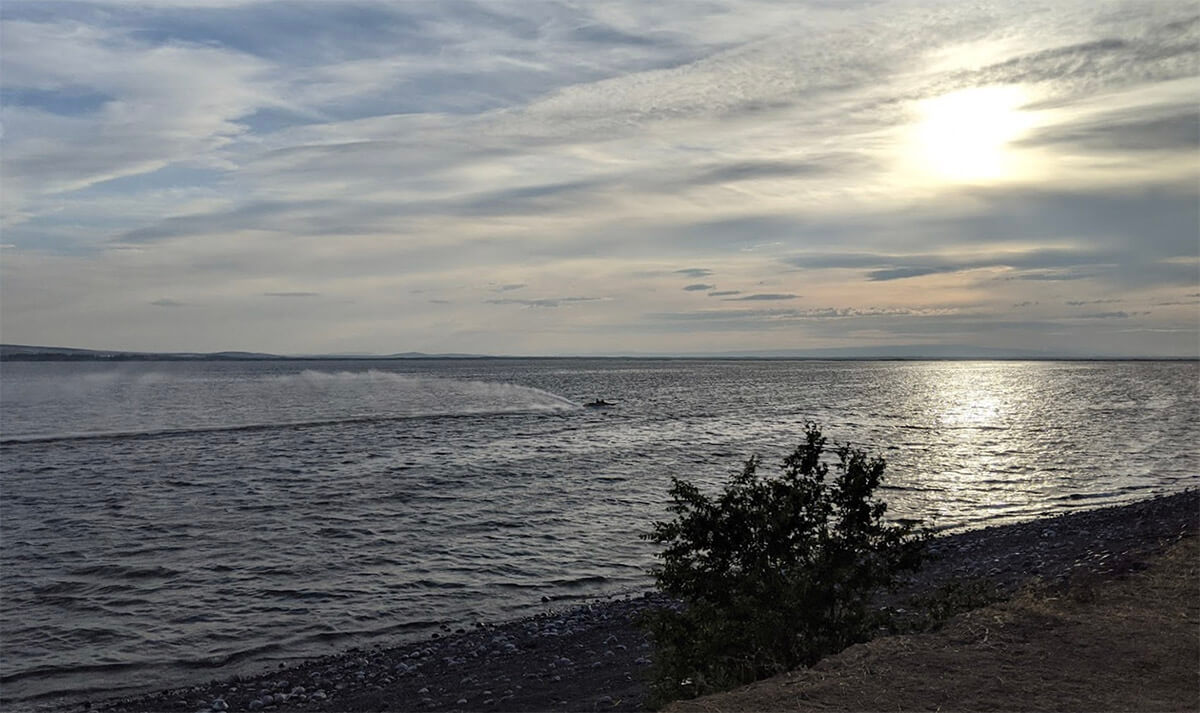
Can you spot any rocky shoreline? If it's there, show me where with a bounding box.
[88,490,1196,713]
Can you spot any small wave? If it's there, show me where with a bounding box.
[0,408,572,446]
[68,564,180,579]
[0,661,144,691]
[544,575,609,588]
[258,588,355,601]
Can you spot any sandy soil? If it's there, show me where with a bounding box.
[668,535,1200,713]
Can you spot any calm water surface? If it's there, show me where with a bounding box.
[1,359,1196,705]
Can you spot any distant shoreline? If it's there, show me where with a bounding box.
[3,351,1196,363]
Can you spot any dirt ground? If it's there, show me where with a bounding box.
[668,535,1200,713]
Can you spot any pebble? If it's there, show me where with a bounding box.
[210,700,228,711]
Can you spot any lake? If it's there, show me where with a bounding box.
[1,358,1196,705]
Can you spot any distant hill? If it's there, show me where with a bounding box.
[0,344,280,361]
[0,344,487,361]
[2,343,1184,362]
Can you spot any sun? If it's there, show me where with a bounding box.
[910,85,1035,183]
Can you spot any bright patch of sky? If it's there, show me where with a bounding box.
[2,0,1197,356]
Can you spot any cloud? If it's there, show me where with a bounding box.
[1019,110,1200,154]
[687,159,832,186]
[785,226,1198,287]
[493,283,526,292]
[683,283,714,291]
[151,298,184,307]
[264,291,318,297]
[708,290,742,297]
[722,293,798,301]
[866,266,952,281]
[649,306,943,321]
[485,296,604,308]
[674,268,712,278]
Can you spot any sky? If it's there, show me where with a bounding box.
[1,0,1197,357]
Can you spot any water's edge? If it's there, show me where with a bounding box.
[61,489,1199,713]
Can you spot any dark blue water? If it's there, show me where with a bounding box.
[2,359,1196,705]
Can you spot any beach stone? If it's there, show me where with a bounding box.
[248,700,262,711]
[210,700,228,711]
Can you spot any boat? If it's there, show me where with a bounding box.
[584,399,614,408]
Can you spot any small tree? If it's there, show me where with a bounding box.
[640,423,929,702]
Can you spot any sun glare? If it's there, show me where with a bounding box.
[911,85,1035,183]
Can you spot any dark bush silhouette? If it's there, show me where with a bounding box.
[640,423,929,703]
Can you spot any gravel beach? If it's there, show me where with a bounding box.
[90,490,1197,713]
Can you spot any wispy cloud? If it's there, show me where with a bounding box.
[723,293,799,301]
[0,1,1195,356]
[485,296,604,308]
[1066,298,1120,306]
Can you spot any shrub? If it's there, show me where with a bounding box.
[639,423,930,703]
